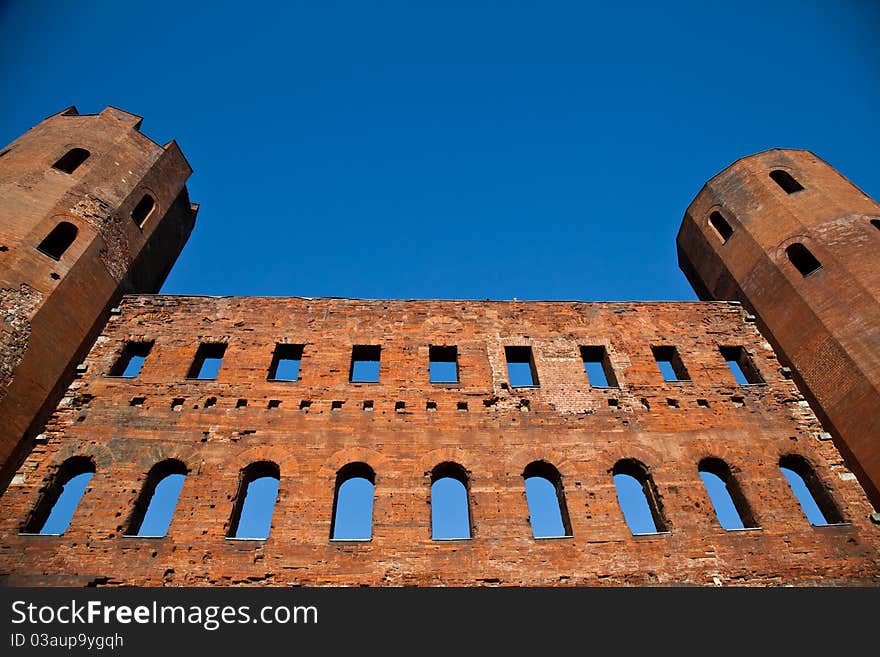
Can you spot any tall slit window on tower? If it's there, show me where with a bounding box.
[505,346,539,387]
[125,460,187,537]
[652,345,691,382]
[430,462,471,540]
[51,147,90,174]
[786,243,822,277]
[779,455,843,526]
[709,211,734,243]
[429,345,459,383]
[36,221,77,260]
[227,462,280,539]
[330,462,375,540]
[719,346,764,385]
[698,458,757,530]
[612,459,667,535]
[267,344,304,381]
[580,345,618,388]
[522,461,572,538]
[108,341,154,378]
[130,194,155,228]
[23,456,95,535]
[769,169,805,194]
[349,345,381,383]
[186,343,227,380]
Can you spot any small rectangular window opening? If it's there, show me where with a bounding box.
[429,345,459,383]
[505,346,539,387]
[720,346,764,385]
[267,344,304,381]
[580,346,619,388]
[109,341,153,378]
[186,343,226,380]
[709,211,734,244]
[350,345,381,383]
[652,345,691,382]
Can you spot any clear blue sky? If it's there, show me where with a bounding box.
[2,1,878,301]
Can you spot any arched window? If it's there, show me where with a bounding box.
[52,148,90,174]
[785,243,822,277]
[227,461,280,539]
[430,462,471,540]
[24,456,95,534]
[709,211,734,244]
[522,461,572,538]
[36,221,77,260]
[779,455,843,526]
[125,459,188,537]
[330,462,375,540]
[698,458,757,530]
[612,459,666,534]
[769,169,804,194]
[131,194,155,228]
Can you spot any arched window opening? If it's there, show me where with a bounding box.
[522,461,572,538]
[227,461,280,539]
[612,459,666,534]
[51,148,90,174]
[330,462,375,540]
[870,219,880,231]
[786,243,822,277]
[709,211,734,244]
[779,455,843,526]
[430,462,471,540]
[24,456,95,534]
[36,221,77,260]
[698,458,757,530]
[131,194,155,228]
[126,460,188,537]
[769,169,805,194]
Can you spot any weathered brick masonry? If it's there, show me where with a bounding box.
[1,296,877,586]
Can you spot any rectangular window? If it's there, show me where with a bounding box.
[108,341,153,378]
[186,343,227,380]
[652,345,691,382]
[267,344,304,381]
[350,345,381,383]
[505,346,539,387]
[719,346,764,385]
[580,346,618,388]
[429,345,459,383]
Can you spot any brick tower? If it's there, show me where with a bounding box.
[0,106,197,493]
[677,149,880,508]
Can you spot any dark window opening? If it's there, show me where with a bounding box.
[170,398,184,411]
[108,341,153,378]
[330,462,375,540]
[612,459,667,534]
[227,462,280,539]
[131,194,155,228]
[426,400,436,411]
[769,169,805,194]
[350,345,381,383]
[652,345,691,382]
[522,461,572,538]
[431,462,472,540]
[236,399,248,408]
[580,345,618,388]
[871,219,880,231]
[709,211,734,243]
[505,346,539,387]
[457,401,469,412]
[130,396,146,407]
[429,345,459,383]
[331,400,344,410]
[204,397,217,408]
[267,344,303,381]
[36,221,77,260]
[125,460,188,537]
[24,456,95,534]
[720,346,764,385]
[779,455,843,526]
[186,343,226,380]
[698,458,757,530]
[267,399,281,409]
[299,400,312,411]
[395,401,406,412]
[52,148,90,174]
[786,243,822,277]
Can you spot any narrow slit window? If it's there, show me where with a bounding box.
[126,460,187,537]
[431,462,471,539]
[36,221,77,260]
[24,456,95,535]
[612,459,666,534]
[522,461,572,538]
[769,169,805,194]
[779,455,843,526]
[108,341,154,378]
[349,345,381,383]
[267,344,304,381]
[429,345,459,383]
[227,462,280,539]
[131,194,155,228]
[786,243,822,277]
[719,346,764,385]
[870,219,880,231]
[186,343,227,380]
[52,148,90,174]
[698,458,757,530]
[330,462,375,540]
[580,345,618,388]
[505,346,539,387]
[709,211,734,243]
[652,345,691,382]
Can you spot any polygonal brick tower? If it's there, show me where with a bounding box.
[677,149,880,508]
[0,106,197,493]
